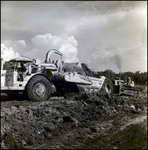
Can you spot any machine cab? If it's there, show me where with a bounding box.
[1,56,34,87]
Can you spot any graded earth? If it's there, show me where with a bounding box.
[1,85,147,149]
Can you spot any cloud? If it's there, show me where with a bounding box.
[1,1,147,72]
[91,47,122,71]
[74,5,146,72]
[2,40,27,53]
[1,43,20,61]
[14,40,27,47]
[92,49,114,59]
[31,33,79,62]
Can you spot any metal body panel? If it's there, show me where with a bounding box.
[77,76,106,92]
[1,49,108,98]
[1,70,46,91]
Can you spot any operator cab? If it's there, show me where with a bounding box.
[3,56,34,82]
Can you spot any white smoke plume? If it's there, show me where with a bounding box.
[1,43,20,62]
[31,33,79,62]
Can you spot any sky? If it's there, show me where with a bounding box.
[1,1,147,73]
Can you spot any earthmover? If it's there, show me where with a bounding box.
[1,49,117,101]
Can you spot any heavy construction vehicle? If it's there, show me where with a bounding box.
[1,49,134,101]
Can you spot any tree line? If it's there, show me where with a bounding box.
[95,69,147,85]
[81,63,147,85]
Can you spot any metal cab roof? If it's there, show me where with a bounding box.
[9,56,33,62]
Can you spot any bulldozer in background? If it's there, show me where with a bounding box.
[0,49,138,102]
[112,76,139,97]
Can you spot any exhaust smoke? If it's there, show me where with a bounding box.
[113,54,122,72]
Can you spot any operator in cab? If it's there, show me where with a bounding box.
[16,62,27,81]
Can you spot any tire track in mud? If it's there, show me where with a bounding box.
[29,94,147,149]
[1,85,147,149]
[120,114,147,131]
[75,113,147,149]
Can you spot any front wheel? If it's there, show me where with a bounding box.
[101,78,113,97]
[26,75,52,102]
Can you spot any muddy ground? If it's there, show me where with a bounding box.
[1,85,147,149]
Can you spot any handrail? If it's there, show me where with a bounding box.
[44,49,62,63]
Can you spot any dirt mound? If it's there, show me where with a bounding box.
[1,86,147,149]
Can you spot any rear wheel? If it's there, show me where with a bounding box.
[26,75,52,102]
[101,78,113,96]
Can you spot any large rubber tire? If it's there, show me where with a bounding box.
[101,78,113,96]
[26,75,52,102]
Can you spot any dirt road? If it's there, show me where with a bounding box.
[1,86,147,149]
